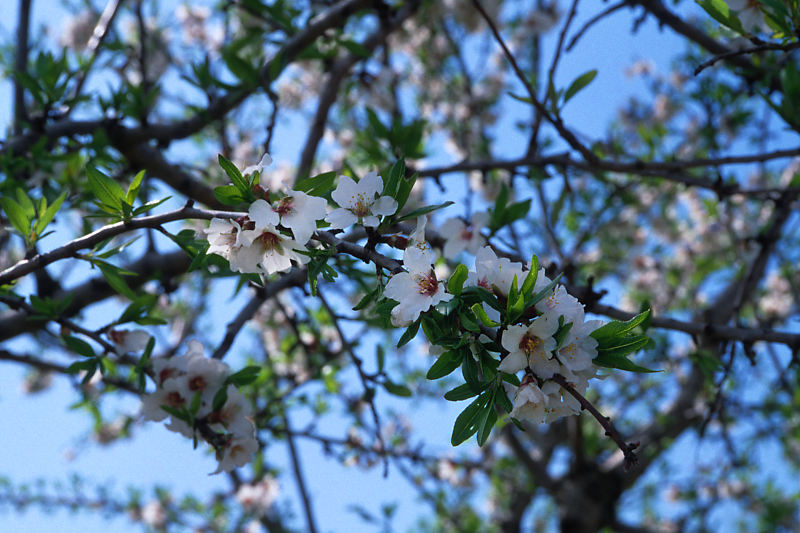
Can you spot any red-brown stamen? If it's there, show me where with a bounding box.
[519,334,541,355]
[415,272,439,296]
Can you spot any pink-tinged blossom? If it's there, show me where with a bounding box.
[499,315,559,377]
[141,500,167,529]
[326,172,398,229]
[466,246,525,296]
[109,329,150,354]
[214,427,259,474]
[385,246,452,327]
[236,478,280,514]
[438,212,489,259]
[251,191,327,245]
[235,206,309,275]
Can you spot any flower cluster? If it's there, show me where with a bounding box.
[141,341,258,474]
[468,246,603,425]
[205,156,397,276]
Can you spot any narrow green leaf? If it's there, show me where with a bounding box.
[563,69,598,104]
[218,154,248,192]
[394,201,454,223]
[384,380,412,397]
[470,303,500,327]
[63,335,96,358]
[590,309,651,344]
[383,159,405,199]
[426,350,463,380]
[0,196,31,238]
[96,262,136,300]
[397,318,421,347]
[521,254,539,299]
[444,383,485,401]
[451,393,489,446]
[87,166,125,210]
[447,264,469,296]
[227,365,261,386]
[476,399,498,446]
[126,170,146,205]
[34,191,66,237]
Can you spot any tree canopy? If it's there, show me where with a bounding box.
[1,0,800,532]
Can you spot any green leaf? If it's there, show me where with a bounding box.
[214,184,248,206]
[95,262,137,300]
[0,196,31,239]
[218,154,248,192]
[63,335,96,358]
[470,303,499,327]
[34,191,66,238]
[447,264,469,296]
[384,380,412,397]
[461,350,480,386]
[395,172,417,213]
[459,310,481,333]
[476,397,498,446]
[444,382,486,401]
[87,166,125,211]
[590,309,651,345]
[563,69,598,104]
[451,393,489,446]
[126,170,146,205]
[526,273,563,309]
[353,286,380,311]
[594,345,657,373]
[426,350,464,380]
[294,170,337,197]
[212,386,229,412]
[66,358,97,375]
[521,254,539,299]
[227,365,261,386]
[394,201,454,224]
[397,318,421,347]
[383,159,405,199]
[553,318,574,350]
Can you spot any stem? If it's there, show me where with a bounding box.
[551,373,639,470]
[283,413,319,533]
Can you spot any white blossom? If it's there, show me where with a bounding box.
[109,329,151,354]
[236,478,280,514]
[385,246,452,327]
[499,315,559,377]
[438,212,489,259]
[326,172,398,229]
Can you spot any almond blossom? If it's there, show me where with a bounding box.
[250,191,326,244]
[438,212,489,259]
[385,245,452,327]
[498,314,559,377]
[325,171,398,229]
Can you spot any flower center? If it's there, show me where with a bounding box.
[274,197,294,217]
[188,375,206,391]
[519,334,541,355]
[460,227,473,241]
[477,277,491,290]
[351,193,371,217]
[258,231,283,252]
[561,343,577,360]
[415,272,439,297]
[166,391,185,407]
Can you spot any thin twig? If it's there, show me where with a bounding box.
[551,373,639,470]
[282,412,319,533]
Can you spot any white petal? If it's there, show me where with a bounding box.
[249,199,279,228]
[359,171,383,197]
[361,215,380,228]
[371,195,398,216]
[498,351,527,373]
[331,175,359,208]
[325,208,358,229]
[403,246,432,274]
[385,272,413,301]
